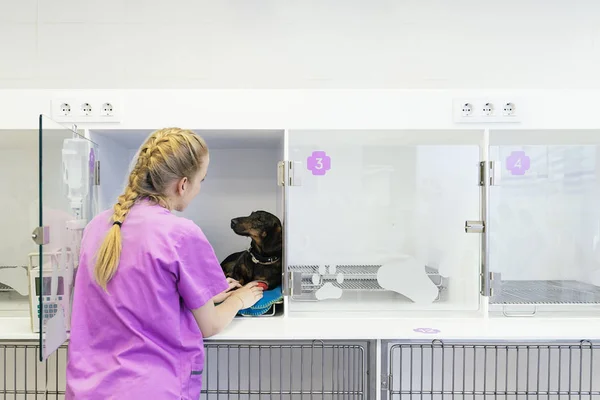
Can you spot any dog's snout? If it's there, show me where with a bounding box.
[230,218,239,229]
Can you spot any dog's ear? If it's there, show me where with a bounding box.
[260,222,275,238]
[268,219,282,236]
[259,216,282,254]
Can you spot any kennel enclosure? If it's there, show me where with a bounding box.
[4,339,600,399]
[0,114,600,370]
[0,340,373,399]
[381,340,600,400]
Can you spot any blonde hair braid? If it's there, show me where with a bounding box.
[94,128,208,291]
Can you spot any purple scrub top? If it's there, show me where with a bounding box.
[66,200,229,399]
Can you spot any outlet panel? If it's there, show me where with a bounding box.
[453,98,521,124]
[51,96,123,123]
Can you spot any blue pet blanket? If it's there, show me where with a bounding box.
[238,286,282,316]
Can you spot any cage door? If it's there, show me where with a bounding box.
[36,115,99,360]
[383,340,600,400]
[488,129,600,315]
[285,129,483,312]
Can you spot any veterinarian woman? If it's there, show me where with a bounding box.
[65,128,264,399]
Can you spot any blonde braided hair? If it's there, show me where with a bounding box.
[94,127,208,291]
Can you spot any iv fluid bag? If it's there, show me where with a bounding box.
[62,137,90,212]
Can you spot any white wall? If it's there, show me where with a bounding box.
[1,0,599,90]
[0,131,38,268]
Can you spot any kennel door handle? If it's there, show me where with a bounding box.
[464,220,484,233]
[32,226,50,245]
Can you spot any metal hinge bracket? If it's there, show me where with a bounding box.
[381,374,392,390]
[481,271,500,297]
[94,160,100,185]
[277,161,302,187]
[31,226,50,246]
[283,270,292,296]
[479,161,498,186]
[284,271,303,296]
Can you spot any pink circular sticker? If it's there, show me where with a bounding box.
[413,327,440,334]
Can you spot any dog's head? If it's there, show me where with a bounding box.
[230,211,282,255]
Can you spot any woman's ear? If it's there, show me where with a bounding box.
[177,176,189,195]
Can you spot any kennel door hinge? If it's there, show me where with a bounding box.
[285,271,303,297]
[94,160,100,185]
[381,374,392,390]
[283,271,291,296]
[481,271,500,297]
[479,161,499,186]
[31,226,50,246]
[277,161,302,187]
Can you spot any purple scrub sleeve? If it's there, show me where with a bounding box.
[175,222,231,311]
[66,200,229,399]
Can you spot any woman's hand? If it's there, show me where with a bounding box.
[212,278,242,304]
[231,282,264,309]
[193,281,264,338]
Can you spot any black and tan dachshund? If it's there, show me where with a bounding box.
[220,211,283,290]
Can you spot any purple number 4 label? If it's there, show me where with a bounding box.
[506,150,530,176]
[307,151,331,176]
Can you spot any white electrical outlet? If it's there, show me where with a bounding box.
[101,102,114,117]
[51,96,123,123]
[59,103,72,116]
[503,102,516,116]
[80,102,93,116]
[461,103,473,117]
[453,98,521,123]
[482,103,494,116]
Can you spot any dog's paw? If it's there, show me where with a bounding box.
[312,265,344,300]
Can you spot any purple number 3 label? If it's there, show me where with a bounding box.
[307,151,331,176]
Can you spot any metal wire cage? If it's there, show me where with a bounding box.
[201,341,371,399]
[1,340,372,400]
[382,340,600,400]
[0,342,67,399]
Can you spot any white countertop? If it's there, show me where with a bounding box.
[0,317,36,340]
[3,316,600,342]
[217,316,600,341]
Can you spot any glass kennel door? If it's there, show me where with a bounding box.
[36,115,99,360]
[488,129,600,316]
[285,129,483,313]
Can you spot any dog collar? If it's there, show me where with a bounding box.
[248,249,280,265]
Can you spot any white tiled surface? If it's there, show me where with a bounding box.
[0,1,599,88]
[37,0,126,24]
[0,24,37,80]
